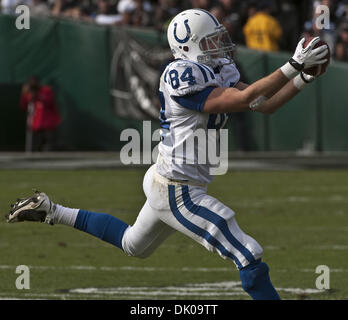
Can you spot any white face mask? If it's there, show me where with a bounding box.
[198,28,235,67]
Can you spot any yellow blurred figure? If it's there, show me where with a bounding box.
[243,6,283,52]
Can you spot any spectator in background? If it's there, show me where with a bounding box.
[117,0,136,24]
[243,0,283,52]
[210,5,225,23]
[189,0,213,11]
[30,0,50,16]
[335,0,348,24]
[154,0,180,31]
[302,20,316,40]
[117,0,152,26]
[209,4,243,49]
[51,0,80,16]
[1,0,21,14]
[218,0,241,16]
[20,76,61,152]
[130,0,153,27]
[94,0,122,25]
[311,0,337,54]
[335,19,348,61]
[54,0,93,21]
[275,0,300,52]
[245,0,258,18]
[51,0,66,15]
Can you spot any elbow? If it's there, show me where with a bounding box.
[240,90,253,107]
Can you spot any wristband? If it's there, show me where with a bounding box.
[293,73,307,90]
[280,61,298,79]
[288,58,304,71]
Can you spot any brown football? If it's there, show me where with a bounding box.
[303,37,330,76]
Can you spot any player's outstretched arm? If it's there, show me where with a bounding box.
[257,72,319,114]
[202,69,289,113]
[234,71,318,114]
[202,37,328,114]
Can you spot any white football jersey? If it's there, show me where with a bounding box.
[156,58,240,184]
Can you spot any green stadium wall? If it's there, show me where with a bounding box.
[1,15,348,152]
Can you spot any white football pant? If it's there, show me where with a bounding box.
[121,165,263,269]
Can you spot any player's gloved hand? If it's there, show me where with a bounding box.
[289,37,328,71]
[303,44,329,68]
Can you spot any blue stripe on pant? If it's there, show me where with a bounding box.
[181,185,256,265]
[168,185,243,269]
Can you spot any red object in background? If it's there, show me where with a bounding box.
[20,85,61,132]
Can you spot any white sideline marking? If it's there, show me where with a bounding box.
[0,264,336,299]
[0,281,324,300]
[69,281,324,297]
[232,195,348,209]
[0,265,233,272]
[305,245,348,250]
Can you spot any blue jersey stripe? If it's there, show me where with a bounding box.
[190,62,208,83]
[168,185,243,269]
[160,122,170,129]
[181,185,256,265]
[163,69,169,83]
[191,61,215,81]
[172,86,215,112]
[199,64,215,80]
[159,91,170,129]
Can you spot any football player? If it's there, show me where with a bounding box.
[5,9,328,300]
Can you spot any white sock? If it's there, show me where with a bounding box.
[52,204,79,226]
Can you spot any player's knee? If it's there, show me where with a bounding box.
[121,240,142,258]
[251,241,263,260]
[244,234,263,262]
[124,247,153,259]
[228,216,263,261]
[121,233,154,259]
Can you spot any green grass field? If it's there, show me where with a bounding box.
[0,168,347,300]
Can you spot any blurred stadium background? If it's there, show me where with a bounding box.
[0,0,348,300]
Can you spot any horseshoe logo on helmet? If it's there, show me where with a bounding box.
[173,19,191,43]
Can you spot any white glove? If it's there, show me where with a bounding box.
[281,37,329,79]
[290,37,328,70]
